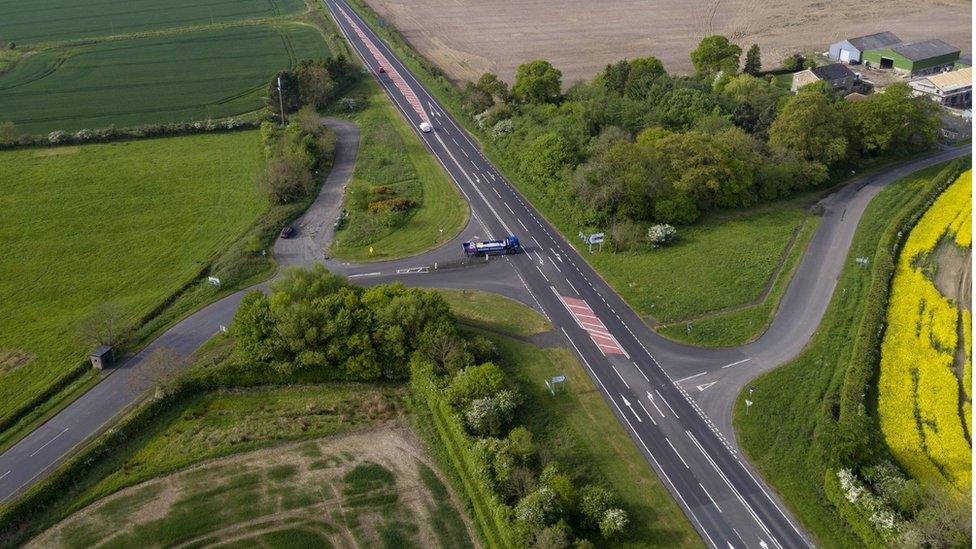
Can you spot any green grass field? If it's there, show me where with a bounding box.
[0,0,305,45]
[0,131,265,431]
[446,292,701,547]
[330,81,468,261]
[732,164,948,547]
[586,206,808,322]
[0,23,329,134]
[656,215,821,346]
[436,289,551,336]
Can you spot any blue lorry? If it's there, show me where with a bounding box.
[462,235,521,256]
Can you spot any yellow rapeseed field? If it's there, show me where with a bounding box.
[878,170,972,494]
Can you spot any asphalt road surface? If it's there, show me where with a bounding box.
[0,1,968,547]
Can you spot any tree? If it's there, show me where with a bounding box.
[445,362,506,408]
[513,60,562,103]
[654,87,719,129]
[125,346,185,399]
[578,485,614,528]
[598,508,629,538]
[76,301,126,349]
[781,53,803,71]
[465,389,521,436]
[477,72,510,103]
[257,155,315,204]
[623,57,666,100]
[690,35,742,77]
[845,82,940,156]
[294,59,335,109]
[519,132,575,189]
[744,44,762,75]
[267,70,301,119]
[515,486,561,528]
[715,73,785,136]
[768,91,847,165]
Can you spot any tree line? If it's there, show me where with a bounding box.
[459,37,941,249]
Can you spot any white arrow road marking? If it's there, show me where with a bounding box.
[621,394,642,423]
[696,381,718,392]
[646,391,665,417]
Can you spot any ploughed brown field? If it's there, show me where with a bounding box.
[361,0,971,83]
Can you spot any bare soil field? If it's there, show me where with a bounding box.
[30,426,476,549]
[361,0,971,83]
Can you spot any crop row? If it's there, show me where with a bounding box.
[878,171,971,494]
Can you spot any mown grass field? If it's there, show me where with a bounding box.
[587,206,808,322]
[656,215,821,346]
[0,132,265,432]
[446,292,701,548]
[330,81,468,261]
[29,422,470,548]
[732,164,951,547]
[0,23,330,134]
[0,0,306,45]
[437,289,551,336]
[878,170,971,495]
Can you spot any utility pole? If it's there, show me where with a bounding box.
[277,76,287,125]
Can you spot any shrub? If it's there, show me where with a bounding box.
[366,198,416,213]
[653,194,700,225]
[578,484,614,528]
[647,224,677,247]
[515,486,561,528]
[465,389,521,437]
[445,362,506,408]
[598,508,629,539]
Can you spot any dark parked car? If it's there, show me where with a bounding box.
[378,66,386,74]
[334,210,348,229]
[279,225,295,239]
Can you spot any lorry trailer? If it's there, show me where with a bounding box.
[462,235,521,256]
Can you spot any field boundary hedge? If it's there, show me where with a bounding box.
[409,361,514,549]
[836,158,969,434]
[0,119,260,151]
[822,470,888,549]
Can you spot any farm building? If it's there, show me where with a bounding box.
[909,67,972,108]
[828,31,901,64]
[862,39,960,76]
[791,63,857,93]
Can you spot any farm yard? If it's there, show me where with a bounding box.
[0,0,306,45]
[26,427,473,548]
[0,132,265,437]
[0,23,330,134]
[878,169,972,496]
[356,0,971,82]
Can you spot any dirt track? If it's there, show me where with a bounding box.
[362,0,971,83]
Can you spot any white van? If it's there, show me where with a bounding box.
[419,122,433,133]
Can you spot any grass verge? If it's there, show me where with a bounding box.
[329,79,468,261]
[656,214,822,346]
[436,289,551,336]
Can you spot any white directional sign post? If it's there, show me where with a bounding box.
[207,276,221,287]
[546,375,567,396]
[587,232,604,253]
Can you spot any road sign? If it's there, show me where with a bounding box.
[588,233,605,244]
[546,375,567,396]
[207,276,221,287]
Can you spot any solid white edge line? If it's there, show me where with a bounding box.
[637,400,657,425]
[666,437,690,468]
[655,389,679,418]
[699,482,723,513]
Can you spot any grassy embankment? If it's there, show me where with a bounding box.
[328,78,469,261]
[440,290,702,548]
[337,0,824,347]
[732,162,961,547]
[0,132,274,448]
